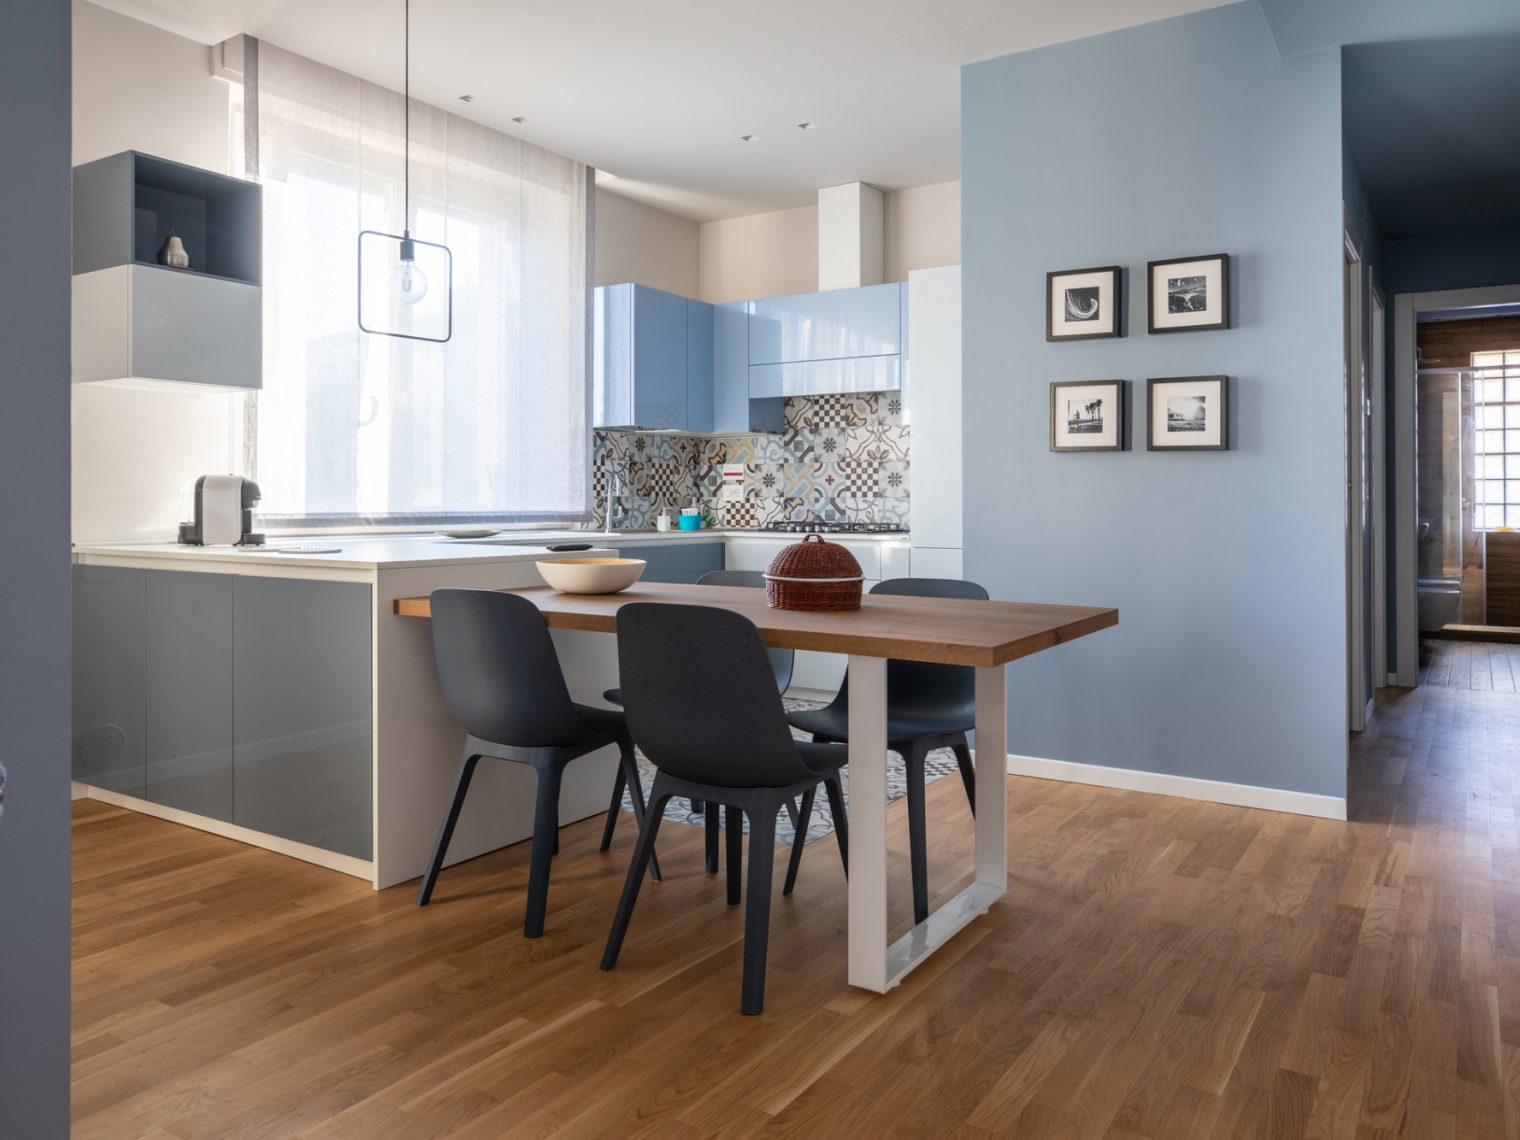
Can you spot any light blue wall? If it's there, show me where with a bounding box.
[961,2,1348,799]
[1261,0,1520,57]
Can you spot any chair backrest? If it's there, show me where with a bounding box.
[696,569,795,694]
[874,578,987,721]
[429,588,595,748]
[617,602,813,788]
[824,577,988,725]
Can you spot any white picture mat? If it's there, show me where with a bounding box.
[1053,383,1121,448]
[1151,379,1223,447]
[1049,270,1116,337]
[1152,258,1224,329]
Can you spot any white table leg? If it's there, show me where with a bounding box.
[846,654,889,992]
[847,660,1009,994]
[974,665,1008,891]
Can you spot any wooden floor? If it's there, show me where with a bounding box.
[1421,637,1520,691]
[73,680,1520,1138]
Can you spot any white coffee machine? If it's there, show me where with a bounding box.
[177,475,264,546]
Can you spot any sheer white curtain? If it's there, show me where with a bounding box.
[248,41,592,526]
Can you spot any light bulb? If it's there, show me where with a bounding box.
[395,234,429,305]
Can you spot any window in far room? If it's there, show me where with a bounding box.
[1474,349,1520,530]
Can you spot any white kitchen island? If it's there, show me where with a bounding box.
[71,537,624,889]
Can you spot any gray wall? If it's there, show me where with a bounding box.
[961,2,1349,799]
[0,0,73,1135]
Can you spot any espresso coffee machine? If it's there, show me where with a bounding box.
[178,475,264,546]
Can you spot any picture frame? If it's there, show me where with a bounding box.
[1050,379,1126,452]
[1147,253,1229,334]
[1146,376,1229,451]
[1046,265,1122,341]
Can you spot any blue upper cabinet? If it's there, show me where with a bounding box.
[714,301,784,434]
[749,283,903,366]
[685,298,714,433]
[594,284,689,430]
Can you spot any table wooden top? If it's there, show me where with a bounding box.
[394,582,1117,667]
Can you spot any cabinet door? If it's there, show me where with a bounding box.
[685,298,714,433]
[749,283,902,365]
[232,577,373,859]
[715,302,784,434]
[593,284,634,428]
[618,542,725,584]
[749,356,900,398]
[632,285,687,429]
[72,565,146,795]
[144,570,232,821]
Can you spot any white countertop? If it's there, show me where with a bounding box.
[71,537,618,570]
[73,528,911,570]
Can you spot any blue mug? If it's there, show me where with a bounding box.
[677,514,702,531]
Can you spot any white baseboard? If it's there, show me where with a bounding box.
[1002,752,1347,820]
[70,780,88,801]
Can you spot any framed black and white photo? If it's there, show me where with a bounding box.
[1050,379,1125,452]
[1147,253,1229,334]
[1046,265,1122,341]
[1146,376,1228,451]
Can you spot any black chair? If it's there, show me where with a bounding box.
[787,577,985,924]
[599,568,797,873]
[601,602,848,1015]
[418,588,660,937]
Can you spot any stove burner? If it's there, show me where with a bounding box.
[762,519,906,535]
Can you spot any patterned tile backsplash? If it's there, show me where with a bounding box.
[593,392,910,530]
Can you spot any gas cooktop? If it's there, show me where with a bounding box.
[762,520,907,534]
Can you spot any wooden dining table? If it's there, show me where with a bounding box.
[395,581,1117,993]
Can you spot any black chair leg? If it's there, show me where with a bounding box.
[726,805,743,906]
[952,737,976,817]
[417,753,481,906]
[823,774,848,878]
[599,759,627,853]
[602,788,672,971]
[523,762,564,938]
[783,785,815,896]
[784,797,800,830]
[904,740,930,925]
[618,742,662,883]
[705,808,720,874]
[740,802,779,1015]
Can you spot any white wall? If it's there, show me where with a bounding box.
[886,180,960,284]
[697,180,961,303]
[698,203,819,304]
[72,0,240,542]
[594,188,699,296]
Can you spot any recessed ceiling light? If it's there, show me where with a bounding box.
[457,94,475,103]
[797,121,815,131]
[512,116,526,124]
[740,133,757,142]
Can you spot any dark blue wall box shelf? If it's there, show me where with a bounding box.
[74,151,261,286]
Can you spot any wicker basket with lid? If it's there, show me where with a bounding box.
[764,533,864,611]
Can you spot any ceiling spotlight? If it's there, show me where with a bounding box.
[512,116,526,124]
[458,94,475,102]
[740,133,757,142]
[797,121,814,130]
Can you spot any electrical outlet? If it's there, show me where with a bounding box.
[721,483,743,502]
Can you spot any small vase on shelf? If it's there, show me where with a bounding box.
[156,231,190,269]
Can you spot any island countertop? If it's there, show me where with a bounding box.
[71,537,617,571]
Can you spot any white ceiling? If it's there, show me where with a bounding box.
[91,0,1233,221]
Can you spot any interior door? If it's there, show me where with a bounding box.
[1345,238,1370,731]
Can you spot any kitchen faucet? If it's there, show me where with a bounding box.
[603,465,628,534]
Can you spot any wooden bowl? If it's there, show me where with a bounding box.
[536,557,646,594]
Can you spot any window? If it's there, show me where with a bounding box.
[1473,349,1520,530]
[244,42,592,528]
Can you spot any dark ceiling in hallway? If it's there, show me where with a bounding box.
[1342,34,1520,240]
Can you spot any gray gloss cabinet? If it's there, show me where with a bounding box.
[618,542,724,584]
[71,566,373,860]
[232,577,373,860]
[144,571,233,821]
[72,565,147,797]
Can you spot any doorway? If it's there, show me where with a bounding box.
[1345,226,1372,731]
[1393,283,1520,685]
